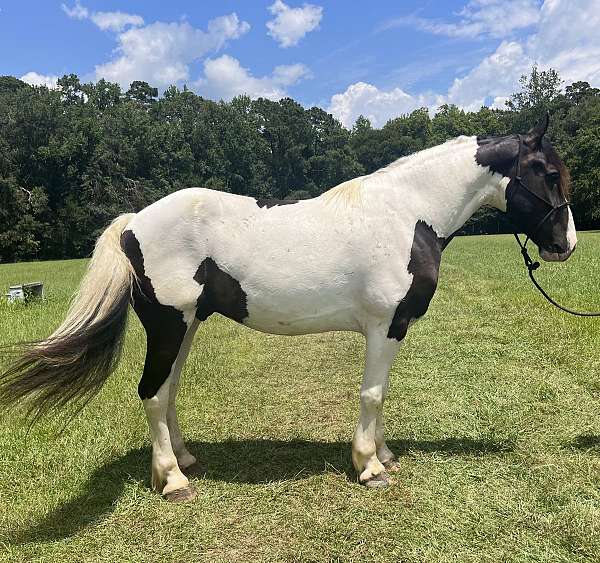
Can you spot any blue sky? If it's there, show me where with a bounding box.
[2,1,599,126]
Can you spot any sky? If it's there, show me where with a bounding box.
[2,0,600,127]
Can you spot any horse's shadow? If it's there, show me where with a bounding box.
[10,436,511,545]
[568,434,600,451]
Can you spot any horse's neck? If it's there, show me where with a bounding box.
[363,137,506,237]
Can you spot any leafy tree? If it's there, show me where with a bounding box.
[350,115,382,173]
[126,81,159,107]
[57,74,84,105]
[82,79,122,111]
[506,65,563,112]
[565,81,600,105]
[0,76,28,95]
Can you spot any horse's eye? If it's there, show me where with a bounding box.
[546,171,560,185]
[532,160,546,175]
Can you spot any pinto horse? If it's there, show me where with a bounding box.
[0,115,576,501]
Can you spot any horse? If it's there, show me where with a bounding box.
[0,114,576,501]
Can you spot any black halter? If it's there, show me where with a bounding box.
[510,134,570,246]
[510,135,600,317]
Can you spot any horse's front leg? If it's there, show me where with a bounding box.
[352,328,400,488]
[375,380,401,472]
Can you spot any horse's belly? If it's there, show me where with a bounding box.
[243,293,361,335]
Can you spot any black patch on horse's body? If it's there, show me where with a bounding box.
[193,257,249,323]
[387,221,445,341]
[475,136,516,178]
[121,230,188,400]
[121,230,157,301]
[255,198,299,209]
[441,231,457,251]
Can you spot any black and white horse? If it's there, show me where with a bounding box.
[0,115,576,501]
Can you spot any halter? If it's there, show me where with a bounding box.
[509,134,569,246]
[510,135,600,317]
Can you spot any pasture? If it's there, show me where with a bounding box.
[1,233,600,562]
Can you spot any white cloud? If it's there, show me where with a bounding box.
[266,0,323,47]
[90,11,144,32]
[20,72,59,89]
[529,0,600,85]
[443,0,600,109]
[328,82,438,128]
[328,41,533,126]
[331,0,600,127]
[445,41,532,110]
[384,0,541,39]
[62,2,144,32]
[195,55,309,100]
[94,15,250,89]
[61,1,88,20]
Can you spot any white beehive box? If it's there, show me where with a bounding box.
[6,282,44,303]
[7,286,25,303]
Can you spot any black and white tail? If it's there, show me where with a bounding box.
[0,213,136,418]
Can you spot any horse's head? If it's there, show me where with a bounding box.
[477,114,576,262]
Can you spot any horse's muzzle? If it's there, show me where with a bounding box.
[539,244,576,262]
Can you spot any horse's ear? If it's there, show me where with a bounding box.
[525,111,550,149]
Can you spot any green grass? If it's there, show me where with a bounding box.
[2,234,600,562]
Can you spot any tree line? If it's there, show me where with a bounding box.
[0,67,599,262]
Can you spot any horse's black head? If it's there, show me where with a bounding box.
[476,114,576,262]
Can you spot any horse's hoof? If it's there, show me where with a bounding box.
[383,459,402,473]
[362,471,391,489]
[164,485,197,503]
[182,462,203,478]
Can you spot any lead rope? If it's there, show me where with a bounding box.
[514,233,600,317]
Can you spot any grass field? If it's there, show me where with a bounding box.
[1,233,600,562]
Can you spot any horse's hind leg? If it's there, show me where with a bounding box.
[166,318,200,473]
[136,302,197,501]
